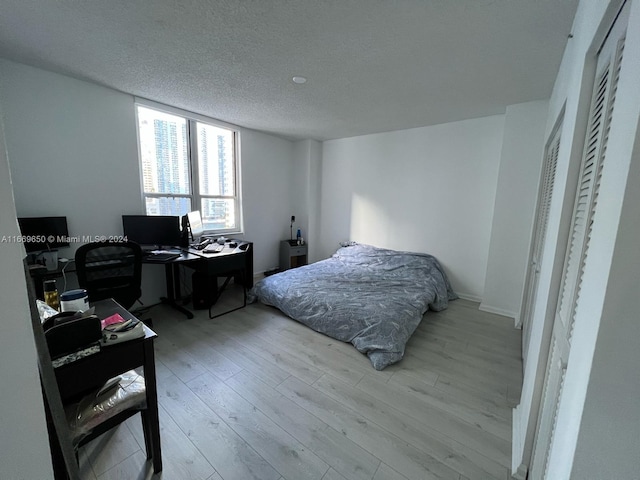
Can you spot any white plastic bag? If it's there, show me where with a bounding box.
[65,369,146,445]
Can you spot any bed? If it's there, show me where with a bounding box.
[248,243,457,370]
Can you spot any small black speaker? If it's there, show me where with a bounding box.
[192,272,218,309]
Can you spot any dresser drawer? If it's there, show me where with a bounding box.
[289,246,307,256]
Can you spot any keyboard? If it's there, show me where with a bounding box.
[202,243,224,254]
[144,252,180,262]
[192,239,212,250]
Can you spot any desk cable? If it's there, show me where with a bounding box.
[60,259,75,292]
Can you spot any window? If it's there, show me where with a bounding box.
[135,103,241,234]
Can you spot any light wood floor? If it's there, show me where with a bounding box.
[78,290,522,480]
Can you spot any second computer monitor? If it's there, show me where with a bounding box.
[122,215,181,248]
[17,216,70,253]
[185,210,205,241]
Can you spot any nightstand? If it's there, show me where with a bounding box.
[280,240,308,270]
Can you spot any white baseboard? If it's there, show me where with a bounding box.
[455,292,482,303]
[511,404,528,479]
[514,314,523,329]
[512,464,528,480]
[478,303,516,320]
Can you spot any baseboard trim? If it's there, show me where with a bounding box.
[512,404,528,479]
[455,293,482,303]
[512,464,528,480]
[478,303,516,320]
[514,314,523,329]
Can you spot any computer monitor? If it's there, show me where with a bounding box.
[122,215,181,248]
[184,210,205,242]
[17,216,70,253]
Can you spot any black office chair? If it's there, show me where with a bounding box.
[75,241,143,309]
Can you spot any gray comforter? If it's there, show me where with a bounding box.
[248,244,457,370]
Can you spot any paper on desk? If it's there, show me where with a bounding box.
[101,313,126,330]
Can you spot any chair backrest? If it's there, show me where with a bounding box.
[75,241,142,309]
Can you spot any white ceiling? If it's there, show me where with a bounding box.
[0,0,578,141]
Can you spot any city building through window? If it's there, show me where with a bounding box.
[135,103,241,234]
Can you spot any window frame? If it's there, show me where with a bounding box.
[134,99,243,235]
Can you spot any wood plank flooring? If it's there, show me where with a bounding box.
[77,289,521,480]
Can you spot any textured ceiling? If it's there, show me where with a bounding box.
[0,0,578,141]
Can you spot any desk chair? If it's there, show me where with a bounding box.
[75,241,142,309]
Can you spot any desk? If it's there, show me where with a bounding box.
[149,241,253,319]
[144,248,203,319]
[49,299,162,475]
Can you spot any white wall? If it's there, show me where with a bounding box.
[292,141,311,248]
[571,97,640,479]
[512,0,610,470]
[0,59,166,300]
[320,116,505,300]
[481,100,548,319]
[240,128,296,274]
[513,1,640,478]
[0,61,142,241]
[0,59,296,294]
[292,139,322,262]
[0,102,53,478]
[548,1,640,476]
[308,140,322,263]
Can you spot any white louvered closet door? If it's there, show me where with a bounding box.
[530,3,628,478]
[521,126,560,369]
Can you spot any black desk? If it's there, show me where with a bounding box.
[50,299,162,475]
[144,249,203,319]
[146,241,253,319]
